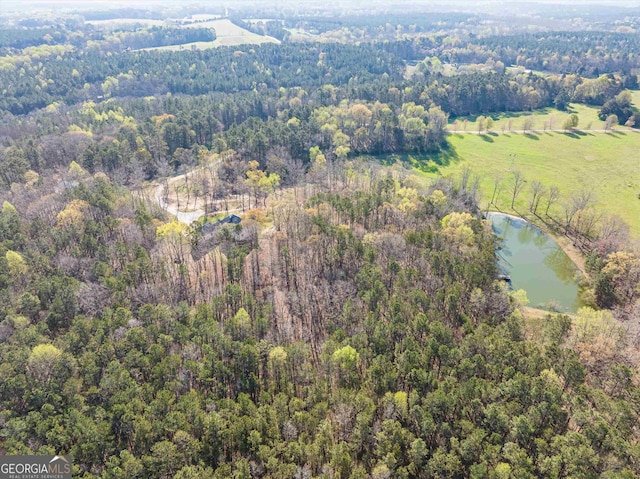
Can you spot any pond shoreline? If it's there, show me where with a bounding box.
[487,210,585,311]
[485,209,590,280]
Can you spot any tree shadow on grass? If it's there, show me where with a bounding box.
[390,141,461,173]
[479,134,494,142]
[494,106,556,120]
[524,133,539,140]
[561,131,581,139]
[432,142,461,167]
[414,141,461,169]
[608,130,627,138]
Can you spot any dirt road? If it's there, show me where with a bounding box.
[153,172,205,224]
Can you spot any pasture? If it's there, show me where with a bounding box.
[139,19,279,51]
[420,129,640,236]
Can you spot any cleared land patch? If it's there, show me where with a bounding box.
[139,19,279,51]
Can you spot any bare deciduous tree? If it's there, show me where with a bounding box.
[598,215,629,255]
[563,190,596,234]
[528,180,545,215]
[522,117,534,133]
[460,166,472,195]
[490,174,502,207]
[545,185,560,216]
[510,170,526,209]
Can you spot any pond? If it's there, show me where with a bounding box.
[487,212,583,312]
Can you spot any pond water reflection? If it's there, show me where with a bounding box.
[487,212,583,312]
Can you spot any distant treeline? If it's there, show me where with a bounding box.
[0,43,405,116]
[230,18,290,42]
[1,38,632,118]
[406,31,640,78]
[280,12,480,35]
[0,28,69,49]
[80,8,166,21]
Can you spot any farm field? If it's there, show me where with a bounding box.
[139,19,279,51]
[182,14,221,22]
[419,129,640,236]
[284,28,324,42]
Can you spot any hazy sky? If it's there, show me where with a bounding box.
[3,0,640,14]
[5,0,640,4]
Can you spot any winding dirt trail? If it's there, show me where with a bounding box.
[153,172,206,224]
[152,160,249,224]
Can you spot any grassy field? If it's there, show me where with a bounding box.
[447,102,620,133]
[284,28,327,42]
[140,19,279,51]
[416,129,640,236]
[184,15,221,22]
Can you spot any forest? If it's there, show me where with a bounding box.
[1,3,640,478]
[2,161,639,478]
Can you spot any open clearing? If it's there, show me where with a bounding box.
[139,19,279,51]
[418,129,640,236]
[414,98,640,237]
[181,14,222,22]
[447,102,617,133]
[284,28,326,42]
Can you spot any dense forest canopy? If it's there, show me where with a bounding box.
[0,43,405,115]
[1,165,639,478]
[1,3,640,478]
